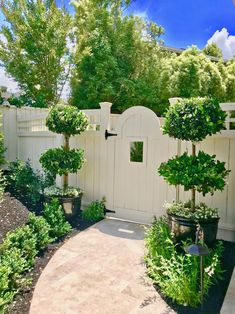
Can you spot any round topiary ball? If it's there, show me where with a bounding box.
[162,97,226,142]
[46,104,89,136]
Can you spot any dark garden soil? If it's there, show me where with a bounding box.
[0,193,92,314]
[0,193,29,243]
[154,240,235,314]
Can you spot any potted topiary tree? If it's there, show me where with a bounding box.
[40,104,88,217]
[158,97,230,245]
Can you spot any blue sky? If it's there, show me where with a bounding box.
[55,0,235,49]
[0,0,235,91]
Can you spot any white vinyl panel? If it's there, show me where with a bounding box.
[152,139,165,218]
[93,136,101,200]
[227,139,235,227]
[196,139,215,207]
[211,138,230,223]
[105,138,116,210]
[156,135,172,209]
[166,137,178,203]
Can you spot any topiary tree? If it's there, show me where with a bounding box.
[40,104,88,195]
[158,97,230,213]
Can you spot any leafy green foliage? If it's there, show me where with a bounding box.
[160,47,227,101]
[1,226,37,268]
[202,43,223,59]
[0,248,30,313]
[5,159,44,207]
[71,0,166,114]
[158,151,230,196]
[0,208,70,312]
[162,97,226,142]
[27,213,52,251]
[40,147,85,176]
[46,104,89,136]
[0,0,71,107]
[82,198,105,222]
[145,217,224,307]
[44,186,83,197]
[130,142,143,162]
[43,198,72,240]
[165,201,219,220]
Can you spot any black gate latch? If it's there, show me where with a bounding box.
[105,129,118,140]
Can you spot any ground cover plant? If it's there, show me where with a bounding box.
[145,217,224,307]
[82,198,106,222]
[0,199,72,313]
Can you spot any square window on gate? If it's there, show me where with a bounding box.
[130,142,144,163]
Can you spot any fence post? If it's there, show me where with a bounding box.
[99,102,112,135]
[99,102,112,205]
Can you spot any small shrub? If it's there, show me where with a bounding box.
[27,213,52,251]
[1,225,38,268]
[0,247,32,312]
[82,199,105,222]
[145,217,223,307]
[5,159,44,207]
[43,198,72,240]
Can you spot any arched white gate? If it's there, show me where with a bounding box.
[107,106,174,224]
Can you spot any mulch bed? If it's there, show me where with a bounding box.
[0,193,29,243]
[1,194,234,314]
[0,193,92,314]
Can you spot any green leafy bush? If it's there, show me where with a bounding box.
[44,186,82,197]
[40,147,85,176]
[145,217,223,307]
[46,104,89,136]
[0,200,71,312]
[1,226,38,268]
[162,97,226,142]
[43,198,72,240]
[158,151,230,196]
[5,159,44,207]
[0,250,30,313]
[27,213,52,251]
[82,199,105,222]
[165,201,219,220]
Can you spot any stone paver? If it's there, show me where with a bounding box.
[30,218,175,314]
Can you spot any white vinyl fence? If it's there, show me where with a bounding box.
[1,102,235,242]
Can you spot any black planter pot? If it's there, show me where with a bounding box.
[45,195,82,218]
[168,214,220,246]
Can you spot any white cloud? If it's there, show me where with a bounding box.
[0,67,19,92]
[207,28,235,60]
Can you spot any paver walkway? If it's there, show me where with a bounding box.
[30,218,175,314]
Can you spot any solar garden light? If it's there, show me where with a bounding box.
[184,225,209,308]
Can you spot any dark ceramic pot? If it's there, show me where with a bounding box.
[168,214,220,246]
[45,195,82,217]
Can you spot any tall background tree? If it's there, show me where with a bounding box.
[0,0,72,107]
[159,46,227,102]
[202,42,223,59]
[70,0,166,114]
